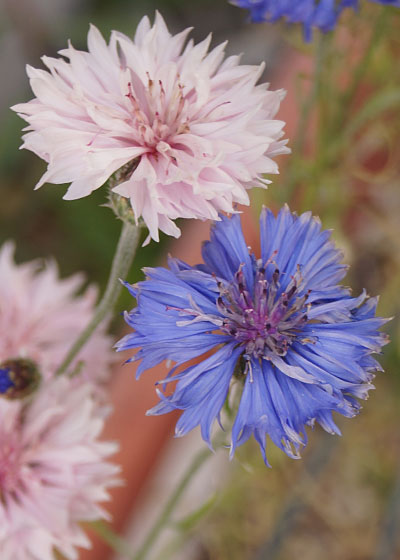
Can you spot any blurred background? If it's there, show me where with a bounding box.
[1,1,399,559]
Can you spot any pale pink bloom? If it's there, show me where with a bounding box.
[0,242,114,386]
[0,377,120,560]
[13,12,289,242]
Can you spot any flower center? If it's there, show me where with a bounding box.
[0,430,23,496]
[0,359,41,400]
[126,76,190,153]
[217,260,310,359]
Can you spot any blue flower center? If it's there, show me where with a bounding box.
[217,261,310,359]
[0,368,15,394]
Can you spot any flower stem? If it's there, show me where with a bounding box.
[340,9,387,118]
[373,463,400,560]
[90,446,214,560]
[131,447,213,560]
[298,12,388,212]
[55,219,140,376]
[90,520,136,558]
[252,432,337,560]
[280,33,329,205]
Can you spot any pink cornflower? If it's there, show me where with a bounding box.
[13,12,289,241]
[0,377,120,560]
[0,242,114,386]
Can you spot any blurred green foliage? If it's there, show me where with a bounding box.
[189,5,400,560]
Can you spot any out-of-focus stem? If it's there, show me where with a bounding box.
[300,12,388,211]
[91,520,136,558]
[89,447,213,560]
[131,447,212,560]
[55,219,140,376]
[280,33,329,205]
[340,10,387,118]
[252,433,338,560]
[373,466,400,560]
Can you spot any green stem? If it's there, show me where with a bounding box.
[300,11,388,211]
[55,219,140,376]
[340,9,387,119]
[280,33,329,205]
[252,432,338,560]
[91,520,136,558]
[320,10,389,166]
[131,447,212,560]
[88,447,214,560]
[373,463,400,560]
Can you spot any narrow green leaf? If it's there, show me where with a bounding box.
[174,493,219,532]
[344,89,400,139]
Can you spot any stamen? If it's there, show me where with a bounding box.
[216,258,310,359]
[171,255,311,363]
[244,359,254,383]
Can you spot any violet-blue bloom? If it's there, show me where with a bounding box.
[233,0,399,41]
[117,207,389,464]
[0,368,14,394]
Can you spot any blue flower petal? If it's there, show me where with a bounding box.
[148,344,242,447]
[231,0,398,42]
[260,205,347,294]
[201,213,255,292]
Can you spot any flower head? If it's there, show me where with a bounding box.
[117,206,389,464]
[0,376,120,560]
[12,13,288,242]
[232,0,399,41]
[0,358,41,400]
[0,242,114,388]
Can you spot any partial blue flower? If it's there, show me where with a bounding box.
[370,0,400,4]
[232,0,399,41]
[342,0,400,7]
[0,367,14,394]
[117,206,389,464]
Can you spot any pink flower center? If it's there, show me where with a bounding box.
[0,430,23,495]
[126,76,190,155]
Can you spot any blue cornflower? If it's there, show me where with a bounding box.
[0,367,14,394]
[117,206,389,464]
[232,1,399,41]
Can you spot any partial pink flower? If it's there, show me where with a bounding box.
[13,12,289,242]
[0,241,114,386]
[0,377,120,560]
